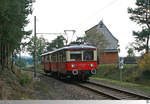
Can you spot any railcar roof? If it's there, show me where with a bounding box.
[40,45,96,56]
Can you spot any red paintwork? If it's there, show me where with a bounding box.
[43,61,97,73]
[66,61,97,71]
[42,61,52,71]
[49,62,52,70]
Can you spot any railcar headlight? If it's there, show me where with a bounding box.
[89,64,94,67]
[71,64,76,68]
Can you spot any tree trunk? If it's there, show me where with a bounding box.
[0,42,1,71]
[146,34,150,53]
[1,44,4,70]
[6,44,9,69]
[11,52,14,71]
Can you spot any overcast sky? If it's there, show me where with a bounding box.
[25,0,141,56]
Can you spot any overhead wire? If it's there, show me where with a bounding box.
[75,0,120,36]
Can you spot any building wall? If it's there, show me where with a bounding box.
[97,23,118,49]
[99,52,118,64]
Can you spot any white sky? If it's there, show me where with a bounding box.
[25,0,141,56]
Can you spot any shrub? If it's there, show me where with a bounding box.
[142,70,150,79]
[137,53,150,70]
[18,72,32,87]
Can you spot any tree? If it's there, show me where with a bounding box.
[137,53,150,70]
[69,36,86,45]
[15,57,26,68]
[127,48,135,57]
[47,35,65,51]
[126,43,135,57]
[0,0,34,70]
[27,36,48,62]
[128,0,150,53]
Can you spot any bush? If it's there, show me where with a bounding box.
[137,53,150,70]
[93,64,143,84]
[18,72,32,87]
[142,70,150,79]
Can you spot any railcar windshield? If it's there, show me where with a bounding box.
[70,51,82,61]
[70,50,94,61]
[83,50,94,61]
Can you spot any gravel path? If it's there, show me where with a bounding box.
[26,71,150,100]
[31,73,109,100]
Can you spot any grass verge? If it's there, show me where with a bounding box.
[90,77,150,94]
[0,67,52,100]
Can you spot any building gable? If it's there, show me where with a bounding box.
[85,21,118,51]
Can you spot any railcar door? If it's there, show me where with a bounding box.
[51,53,57,72]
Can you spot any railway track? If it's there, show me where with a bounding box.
[23,69,150,100]
[75,81,150,100]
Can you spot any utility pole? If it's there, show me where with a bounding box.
[34,16,37,78]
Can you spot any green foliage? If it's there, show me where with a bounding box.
[27,36,48,61]
[0,69,35,99]
[131,29,150,53]
[137,53,150,70]
[0,0,33,50]
[92,64,150,86]
[0,0,34,70]
[15,57,26,68]
[128,0,150,53]
[69,36,86,45]
[128,0,150,25]
[18,72,32,87]
[93,64,119,80]
[47,35,65,51]
[127,48,135,57]
[142,70,150,79]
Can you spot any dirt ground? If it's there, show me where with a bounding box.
[32,74,107,100]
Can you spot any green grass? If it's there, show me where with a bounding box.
[0,69,35,99]
[25,64,43,72]
[90,77,150,93]
[91,64,150,93]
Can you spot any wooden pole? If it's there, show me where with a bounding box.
[34,16,37,78]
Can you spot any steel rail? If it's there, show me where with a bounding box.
[88,81,150,99]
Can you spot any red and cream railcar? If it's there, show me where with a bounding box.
[40,45,97,81]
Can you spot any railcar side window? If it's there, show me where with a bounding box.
[70,51,82,61]
[45,55,49,62]
[47,55,49,62]
[83,50,94,61]
[52,54,56,62]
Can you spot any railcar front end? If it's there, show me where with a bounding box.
[64,48,97,81]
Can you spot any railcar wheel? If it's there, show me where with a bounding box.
[81,75,89,82]
[57,72,64,80]
[44,69,47,73]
